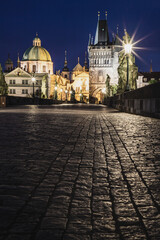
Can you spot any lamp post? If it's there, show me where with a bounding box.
[32,77,36,98]
[102,88,106,103]
[54,86,57,100]
[65,89,68,101]
[60,88,63,101]
[124,43,132,91]
[70,90,72,102]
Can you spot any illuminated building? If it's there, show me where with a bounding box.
[88,12,120,102]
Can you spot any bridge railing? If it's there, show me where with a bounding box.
[104,82,160,118]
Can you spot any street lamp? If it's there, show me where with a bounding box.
[65,89,68,101]
[124,43,132,91]
[60,88,63,101]
[32,77,36,98]
[54,86,57,100]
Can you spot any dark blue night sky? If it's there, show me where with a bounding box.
[0,0,160,72]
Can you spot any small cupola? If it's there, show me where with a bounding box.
[33,33,41,47]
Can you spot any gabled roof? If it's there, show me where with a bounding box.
[72,63,83,72]
[5,67,31,77]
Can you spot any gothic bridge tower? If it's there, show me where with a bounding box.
[88,12,120,102]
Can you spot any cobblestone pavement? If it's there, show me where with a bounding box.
[0,104,160,240]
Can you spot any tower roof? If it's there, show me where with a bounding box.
[94,12,109,45]
[22,35,52,62]
[5,54,13,64]
[62,50,69,72]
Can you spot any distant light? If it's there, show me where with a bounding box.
[70,91,72,94]
[32,77,36,82]
[60,88,63,92]
[124,43,132,54]
[65,90,68,93]
[102,88,106,94]
[79,93,82,96]
[55,86,57,90]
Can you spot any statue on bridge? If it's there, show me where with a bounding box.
[117,31,138,93]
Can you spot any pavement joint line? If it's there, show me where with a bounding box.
[2,116,89,240]
[101,114,150,240]
[103,114,160,212]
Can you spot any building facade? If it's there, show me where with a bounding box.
[5,35,52,98]
[88,13,120,101]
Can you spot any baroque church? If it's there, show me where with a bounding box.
[3,13,138,103]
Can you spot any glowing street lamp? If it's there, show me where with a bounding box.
[54,86,58,100]
[60,88,63,101]
[124,43,132,91]
[32,76,36,98]
[65,89,68,101]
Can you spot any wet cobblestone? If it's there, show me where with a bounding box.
[0,104,160,240]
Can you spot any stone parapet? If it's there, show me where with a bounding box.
[105,82,160,118]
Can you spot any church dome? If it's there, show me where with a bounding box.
[22,34,52,62]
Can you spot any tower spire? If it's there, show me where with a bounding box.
[78,57,80,64]
[17,53,20,67]
[150,60,153,73]
[98,11,100,20]
[84,51,88,70]
[64,50,67,67]
[105,11,107,20]
[117,24,119,35]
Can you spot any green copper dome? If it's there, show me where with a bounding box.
[22,46,52,62]
[22,35,52,62]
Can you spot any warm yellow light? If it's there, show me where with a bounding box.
[65,90,68,93]
[70,91,72,94]
[79,93,82,96]
[124,43,132,54]
[55,86,57,90]
[60,89,63,92]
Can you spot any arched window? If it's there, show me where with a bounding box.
[32,65,36,72]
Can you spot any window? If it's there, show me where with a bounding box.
[32,65,36,72]
[65,74,67,78]
[22,89,28,94]
[10,80,12,84]
[13,80,15,84]
[10,89,16,94]
[22,80,28,84]
[36,80,39,85]
[43,66,46,72]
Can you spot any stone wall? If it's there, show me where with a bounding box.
[105,82,160,118]
[0,96,62,107]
